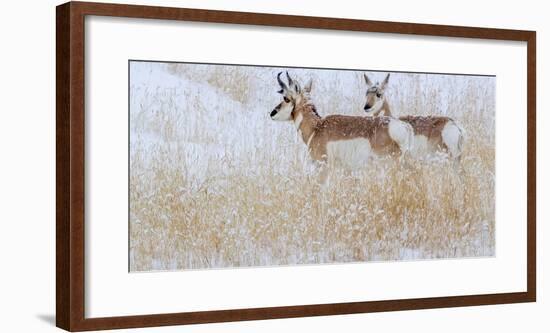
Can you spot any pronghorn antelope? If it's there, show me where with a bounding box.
[270,72,413,168]
[363,73,465,161]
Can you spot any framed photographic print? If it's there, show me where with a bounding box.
[56,1,536,331]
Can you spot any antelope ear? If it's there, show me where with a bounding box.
[381,73,390,88]
[364,73,373,87]
[304,78,313,93]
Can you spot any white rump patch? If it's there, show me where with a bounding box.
[388,119,413,153]
[441,121,464,158]
[326,138,372,168]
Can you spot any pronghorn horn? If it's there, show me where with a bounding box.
[286,72,301,92]
[286,71,294,87]
[277,72,288,91]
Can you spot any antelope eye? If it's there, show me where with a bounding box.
[376,93,382,98]
[283,97,290,103]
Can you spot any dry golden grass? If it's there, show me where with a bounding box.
[129,63,495,271]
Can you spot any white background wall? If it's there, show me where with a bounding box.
[0,0,546,331]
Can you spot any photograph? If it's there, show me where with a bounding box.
[0,0,541,331]
[128,61,496,272]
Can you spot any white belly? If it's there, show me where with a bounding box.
[410,134,434,157]
[326,138,372,168]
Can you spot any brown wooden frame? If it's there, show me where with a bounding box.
[56,1,536,331]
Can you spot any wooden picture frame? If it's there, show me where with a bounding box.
[56,1,536,331]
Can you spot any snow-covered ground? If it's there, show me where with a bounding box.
[129,61,495,271]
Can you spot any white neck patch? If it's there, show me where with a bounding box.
[306,132,315,148]
[294,112,303,131]
[371,98,385,114]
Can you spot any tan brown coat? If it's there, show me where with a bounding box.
[292,102,409,162]
[398,115,452,151]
